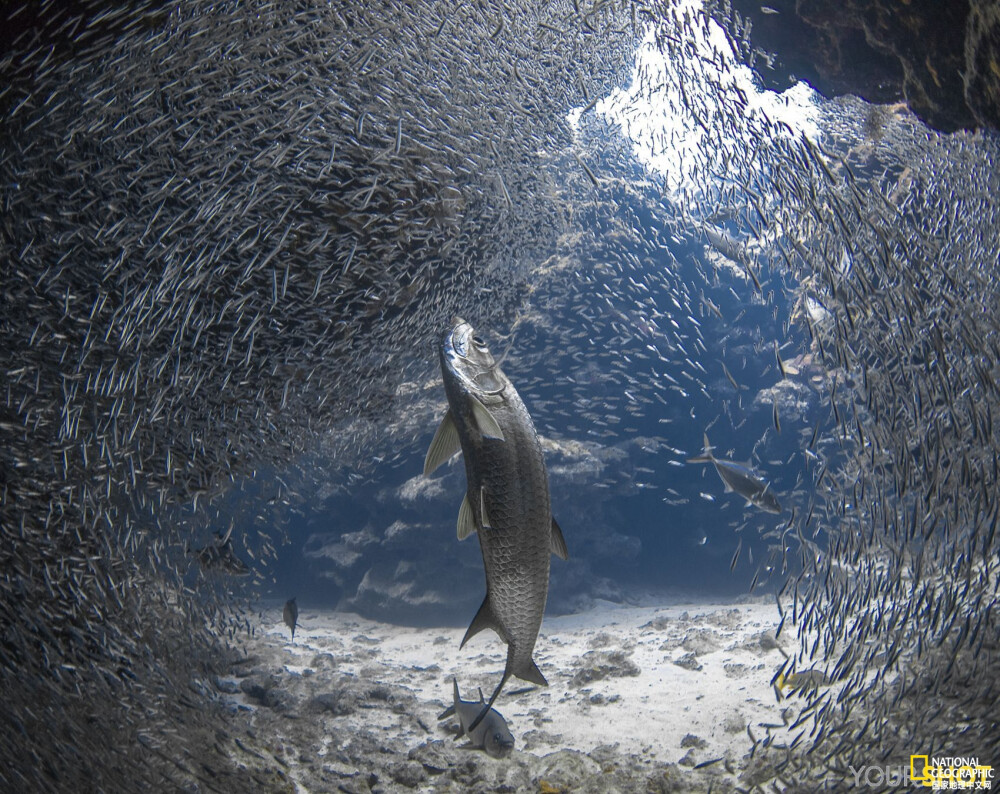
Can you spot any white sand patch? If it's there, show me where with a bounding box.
[255,598,788,769]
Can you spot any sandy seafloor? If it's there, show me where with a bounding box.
[220,598,801,792]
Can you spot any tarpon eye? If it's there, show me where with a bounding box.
[472,334,486,348]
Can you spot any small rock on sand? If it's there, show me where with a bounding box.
[673,652,703,671]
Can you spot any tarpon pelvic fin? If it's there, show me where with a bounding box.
[457,487,495,538]
[480,487,493,530]
[424,409,462,475]
[551,517,569,560]
[457,494,476,540]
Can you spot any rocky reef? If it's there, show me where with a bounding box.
[730,0,1000,132]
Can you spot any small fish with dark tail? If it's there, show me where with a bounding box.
[687,433,781,513]
[283,597,298,640]
[438,678,515,758]
[190,523,251,575]
[424,317,568,732]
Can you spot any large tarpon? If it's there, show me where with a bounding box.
[424,317,568,731]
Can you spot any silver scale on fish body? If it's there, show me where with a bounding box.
[424,318,568,733]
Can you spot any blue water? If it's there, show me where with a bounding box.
[258,204,823,621]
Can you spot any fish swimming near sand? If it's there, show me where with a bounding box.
[687,433,782,513]
[775,668,837,696]
[283,597,298,640]
[425,317,568,731]
[190,524,251,575]
[437,678,515,758]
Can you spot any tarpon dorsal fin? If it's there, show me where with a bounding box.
[457,494,476,540]
[469,395,504,441]
[480,487,493,530]
[424,409,461,476]
[550,517,569,560]
[460,594,503,648]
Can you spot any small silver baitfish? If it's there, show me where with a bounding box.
[190,524,251,575]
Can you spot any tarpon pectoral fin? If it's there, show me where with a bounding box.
[460,595,503,648]
[480,487,493,530]
[424,409,461,475]
[457,494,476,540]
[469,394,505,441]
[437,704,456,720]
[550,517,569,560]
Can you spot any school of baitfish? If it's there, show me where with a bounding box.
[1,0,998,789]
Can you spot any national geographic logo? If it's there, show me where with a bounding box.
[843,756,993,789]
[911,756,993,789]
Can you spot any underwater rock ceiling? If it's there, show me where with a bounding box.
[732,0,1000,133]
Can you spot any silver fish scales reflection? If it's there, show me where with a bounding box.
[424,317,568,732]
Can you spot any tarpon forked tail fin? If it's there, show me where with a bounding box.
[467,647,547,733]
[686,432,715,464]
